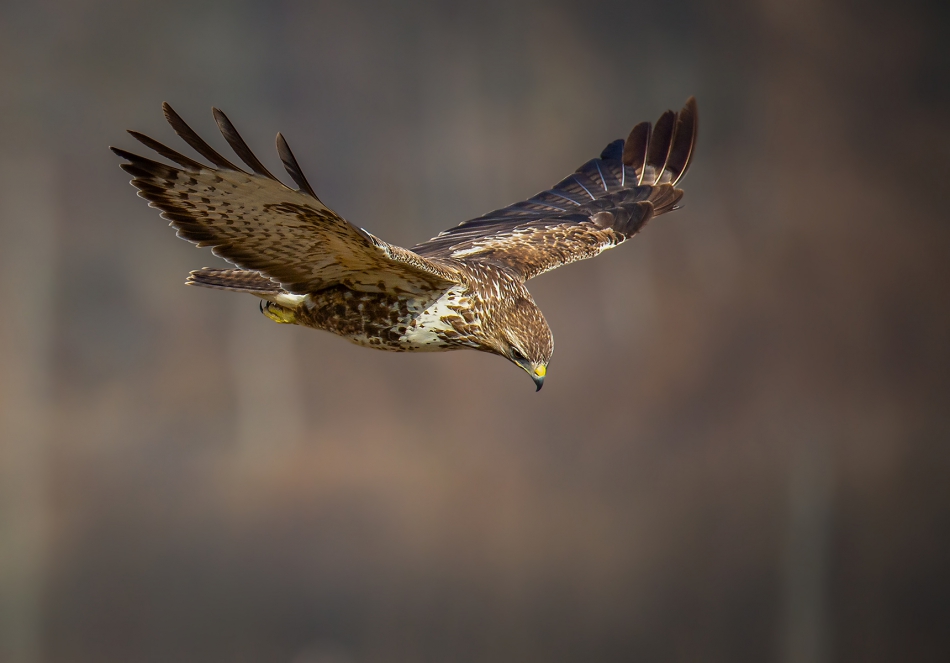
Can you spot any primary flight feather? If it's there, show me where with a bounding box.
[114,98,697,390]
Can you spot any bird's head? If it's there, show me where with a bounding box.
[490,296,553,391]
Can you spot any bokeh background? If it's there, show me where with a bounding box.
[1,0,948,661]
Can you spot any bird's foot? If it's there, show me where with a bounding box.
[260,300,297,324]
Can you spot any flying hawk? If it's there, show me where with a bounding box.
[113,98,696,390]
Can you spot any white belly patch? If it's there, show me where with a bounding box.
[398,286,470,350]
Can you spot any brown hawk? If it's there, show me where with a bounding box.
[113,98,697,390]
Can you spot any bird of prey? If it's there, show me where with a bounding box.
[113,98,696,390]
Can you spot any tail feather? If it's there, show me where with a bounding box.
[186,267,282,294]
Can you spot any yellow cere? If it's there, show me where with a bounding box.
[534,365,546,378]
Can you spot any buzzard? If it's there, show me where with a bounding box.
[114,99,696,390]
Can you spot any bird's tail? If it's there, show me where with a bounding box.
[186,267,281,294]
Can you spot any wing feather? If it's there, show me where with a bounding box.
[276,132,319,199]
[641,110,675,185]
[623,122,650,180]
[413,98,697,281]
[212,108,280,180]
[661,97,698,185]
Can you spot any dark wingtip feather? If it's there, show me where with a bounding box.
[112,147,179,179]
[643,110,675,185]
[599,139,624,161]
[664,97,698,185]
[126,130,205,172]
[622,122,650,173]
[212,108,279,181]
[275,132,319,199]
[110,146,133,160]
[161,102,244,173]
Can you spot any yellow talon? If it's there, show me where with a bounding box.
[261,300,297,324]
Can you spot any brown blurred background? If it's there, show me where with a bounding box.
[1,0,948,661]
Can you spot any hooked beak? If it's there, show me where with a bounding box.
[531,366,546,391]
[515,359,546,391]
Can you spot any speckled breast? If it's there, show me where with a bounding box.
[294,284,483,352]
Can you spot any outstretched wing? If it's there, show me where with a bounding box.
[413,98,697,281]
[113,104,458,295]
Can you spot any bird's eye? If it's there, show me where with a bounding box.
[511,347,527,362]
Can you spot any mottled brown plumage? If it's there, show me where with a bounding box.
[113,98,697,389]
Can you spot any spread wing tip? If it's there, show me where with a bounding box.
[619,97,697,186]
[117,104,328,200]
